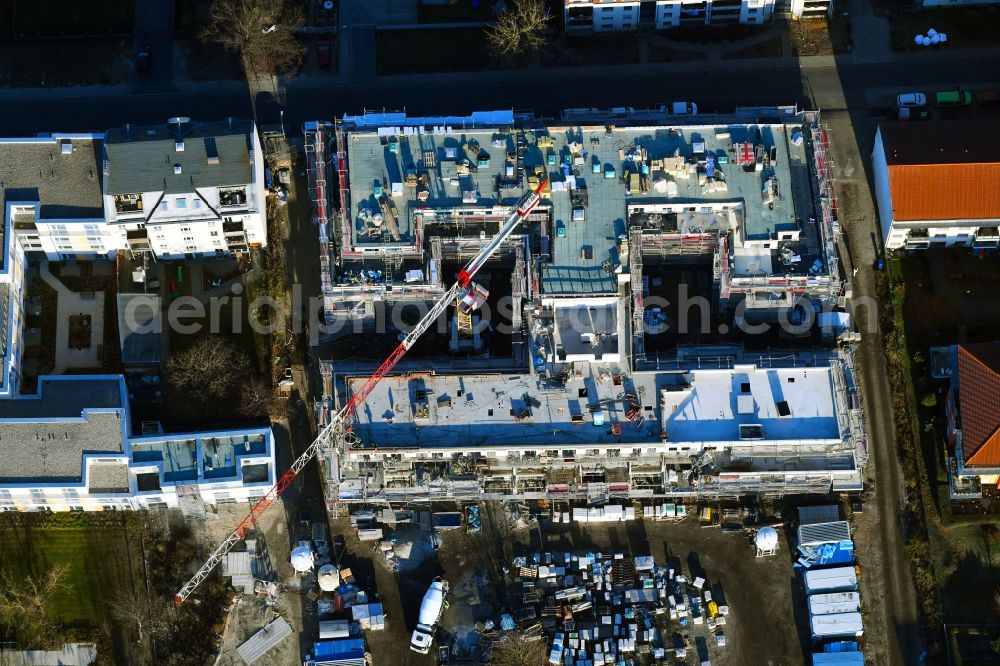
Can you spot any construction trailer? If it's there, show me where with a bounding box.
[803,567,858,595]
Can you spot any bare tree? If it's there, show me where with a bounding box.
[489,630,548,666]
[240,378,276,418]
[202,0,306,78]
[167,336,252,402]
[0,564,69,649]
[486,0,552,57]
[107,586,170,645]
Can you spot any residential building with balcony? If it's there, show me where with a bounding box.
[940,343,1000,499]
[102,118,267,259]
[563,0,776,33]
[873,120,1000,251]
[0,376,275,512]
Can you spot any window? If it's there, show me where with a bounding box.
[183,236,194,243]
[185,245,197,251]
[193,199,202,209]
[175,198,187,208]
[159,201,168,211]
[210,231,219,237]
[181,226,192,232]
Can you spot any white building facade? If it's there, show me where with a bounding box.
[564,0,778,33]
[103,120,268,259]
[873,121,1000,251]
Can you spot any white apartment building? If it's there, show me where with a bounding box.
[0,376,276,512]
[788,0,834,19]
[0,121,276,512]
[103,119,267,259]
[920,0,999,6]
[873,120,1000,251]
[564,0,776,33]
[6,121,267,261]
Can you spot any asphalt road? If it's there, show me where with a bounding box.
[1,56,997,134]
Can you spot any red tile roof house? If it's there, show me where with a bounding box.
[871,120,1000,252]
[946,343,1000,499]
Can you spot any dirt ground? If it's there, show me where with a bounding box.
[331,505,806,666]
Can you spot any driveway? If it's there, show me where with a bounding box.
[822,105,924,666]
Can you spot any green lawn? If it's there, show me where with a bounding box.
[0,521,141,627]
[12,0,134,34]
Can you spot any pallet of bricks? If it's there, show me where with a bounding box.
[509,551,729,663]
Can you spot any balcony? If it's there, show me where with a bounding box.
[219,187,248,208]
[114,194,143,215]
[126,228,152,252]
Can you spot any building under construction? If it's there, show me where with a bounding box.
[305,107,862,505]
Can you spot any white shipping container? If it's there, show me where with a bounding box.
[810,611,863,639]
[804,566,858,594]
[808,592,861,616]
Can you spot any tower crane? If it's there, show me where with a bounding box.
[174,178,548,604]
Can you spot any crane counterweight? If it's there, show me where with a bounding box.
[173,178,548,605]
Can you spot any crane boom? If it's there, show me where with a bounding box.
[174,179,547,604]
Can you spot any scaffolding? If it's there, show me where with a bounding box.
[629,228,644,349]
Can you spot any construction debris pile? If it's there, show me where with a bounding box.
[508,551,730,664]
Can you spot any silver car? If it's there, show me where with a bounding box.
[896,92,927,108]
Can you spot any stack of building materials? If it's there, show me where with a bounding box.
[223,550,254,593]
[642,502,688,520]
[570,504,637,523]
[351,603,386,631]
[510,551,727,664]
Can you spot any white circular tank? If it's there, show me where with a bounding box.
[291,545,315,572]
[317,564,340,591]
[756,526,779,551]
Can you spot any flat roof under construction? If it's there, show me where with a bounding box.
[343,118,823,294]
[347,361,844,450]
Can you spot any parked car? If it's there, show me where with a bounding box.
[671,101,698,115]
[317,40,332,70]
[935,90,973,107]
[979,90,1000,106]
[896,92,926,108]
[136,45,151,75]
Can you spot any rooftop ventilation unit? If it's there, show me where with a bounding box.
[174,164,182,175]
[175,140,185,152]
[60,141,72,155]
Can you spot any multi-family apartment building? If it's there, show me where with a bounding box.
[873,120,1000,251]
[0,118,276,512]
[563,0,833,33]
[8,119,267,261]
[306,106,863,507]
